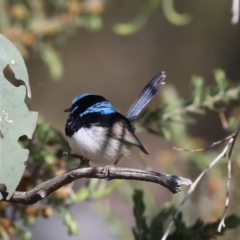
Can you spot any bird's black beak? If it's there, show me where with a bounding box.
[64,107,71,112]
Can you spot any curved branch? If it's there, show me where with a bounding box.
[1,167,191,205]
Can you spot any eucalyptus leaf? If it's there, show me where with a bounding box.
[0,34,38,200]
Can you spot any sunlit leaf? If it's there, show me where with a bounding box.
[72,186,90,203]
[91,180,121,199]
[159,126,171,140]
[58,207,80,235]
[113,0,161,35]
[191,76,205,104]
[162,0,191,26]
[214,69,228,92]
[39,43,63,80]
[113,16,147,35]
[84,14,102,31]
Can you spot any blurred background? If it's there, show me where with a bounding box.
[1,0,240,239]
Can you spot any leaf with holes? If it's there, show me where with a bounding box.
[0,34,38,200]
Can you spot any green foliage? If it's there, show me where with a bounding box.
[132,190,149,240]
[132,190,240,240]
[139,69,240,139]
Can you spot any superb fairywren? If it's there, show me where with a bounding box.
[64,72,166,174]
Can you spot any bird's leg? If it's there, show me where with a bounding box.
[63,152,90,168]
[102,158,121,180]
[78,158,90,168]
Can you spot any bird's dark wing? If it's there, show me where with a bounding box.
[106,117,149,155]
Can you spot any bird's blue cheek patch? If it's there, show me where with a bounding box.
[79,101,117,117]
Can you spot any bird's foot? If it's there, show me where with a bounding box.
[102,164,115,181]
[78,158,90,168]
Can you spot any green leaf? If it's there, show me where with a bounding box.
[71,186,90,203]
[187,107,205,115]
[228,116,239,131]
[58,208,80,235]
[16,227,32,240]
[149,204,175,240]
[91,180,121,199]
[214,69,228,92]
[113,16,147,35]
[159,126,171,140]
[39,43,63,80]
[132,189,149,240]
[42,151,56,165]
[113,0,160,35]
[84,14,102,31]
[191,76,205,104]
[0,34,38,200]
[225,215,240,228]
[27,215,36,226]
[162,0,191,26]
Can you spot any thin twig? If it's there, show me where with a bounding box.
[232,0,240,24]
[173,133,235,152]
[219,112,229,129]
[0,167,192,205]
[217,124,240,231]
[217,154,232,232]
[161,138,234,240]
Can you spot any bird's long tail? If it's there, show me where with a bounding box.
[126,72,166,122]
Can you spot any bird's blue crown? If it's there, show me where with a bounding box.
[70,93,117,117]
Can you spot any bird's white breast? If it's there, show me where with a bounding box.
[67,126,130,165]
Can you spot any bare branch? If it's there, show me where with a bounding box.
[217,123,240,231]
[161,138,234,240]
[1,167,192,205]
[218,155,232,232]
[173,132,235,152]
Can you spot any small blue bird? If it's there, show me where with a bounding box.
[64,72,166,175]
